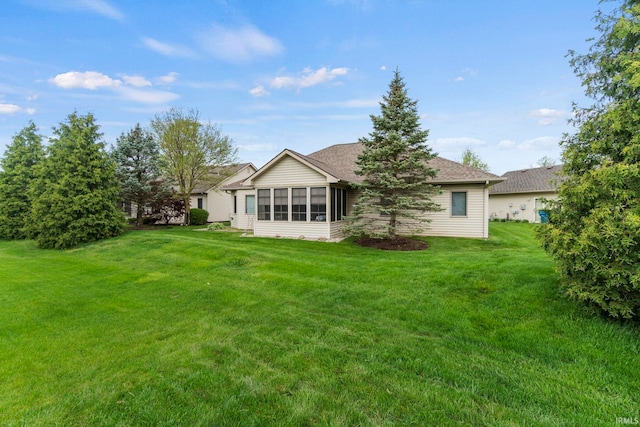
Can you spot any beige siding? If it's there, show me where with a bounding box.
[350,185,489,239]
[489,192,557,223]
[254,221,330,239]
[229,189,255,230]
[414,185,487,238]
[254,156,327,187]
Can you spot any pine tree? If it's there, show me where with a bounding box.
[537,1,640,319]
[345,70,442,239]
[29,112,125,249]
[112,124,167,227]
[0,121,44,239]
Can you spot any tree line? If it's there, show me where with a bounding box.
[0,108,237,249]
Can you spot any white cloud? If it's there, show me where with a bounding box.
[142,37,196,58]
[529,108,568,125]
[518,136,558,151]
[26,108,36,115]
[0,103,21,114]
[75,0,124,21]
[23,0,124,21]
[26,94,38,101]
[454,76,464,82]
[49,70,178,105]
[380,65,387,71]
[498,140,516,149]
[156,72,179,85]
[198,24,284,63]
[50,71,122,89]
[433,137,486,149]
[121,75,152,87]
[249,85,270,97]
[270,67,349,90]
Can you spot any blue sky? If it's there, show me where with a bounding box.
[0,0,613,174]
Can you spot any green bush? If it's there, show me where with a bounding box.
[189,208,209,225]
[207,222,225,231]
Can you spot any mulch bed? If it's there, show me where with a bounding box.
[354,236,429,251]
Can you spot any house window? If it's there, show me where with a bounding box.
[257,189,270,220]
[246,195,255,214]
[233,196,237,214]
[451,191,467,216]
[292,188,307,221]
[331,188,348,221]
[197,197,203,209]
[310,187,326,221]
[274,188,288,221]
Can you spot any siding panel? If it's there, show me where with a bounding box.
[255,156,327,187]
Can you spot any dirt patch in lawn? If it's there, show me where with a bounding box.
[354,236,429,251]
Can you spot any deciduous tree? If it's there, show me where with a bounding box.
[151,108,237,225]
[537,0,640,320]
[460,148,490,172]
[29,112,124,249]
[345,70,441,239]
[0,121,44,239]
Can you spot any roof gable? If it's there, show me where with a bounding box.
[244,149,340,185]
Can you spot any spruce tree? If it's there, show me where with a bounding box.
[0,121,44,239]
[112,124,167,227]
[29,112,125,249]
[345,70,442,239]
[537,1,640,319]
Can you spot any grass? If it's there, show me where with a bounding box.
[1,223,638,426]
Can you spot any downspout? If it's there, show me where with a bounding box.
[484,180,489,239]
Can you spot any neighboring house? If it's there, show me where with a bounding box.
[223,143,503,240]
[488,165,564,223]
[190,163,257,222]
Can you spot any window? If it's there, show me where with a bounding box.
[233,196,237,214]
[274,188,288,221]
[246,195,255,214]
[451,191,467,216]
[197,197,203,209]
[331,188,348,221]
[257,189,270,220]
[292,188,307,221]
[310,187,327,221]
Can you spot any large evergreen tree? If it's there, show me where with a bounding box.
[112,123,167,227]
[0,121,44,239]
[151,108,237,225]
[29,112,125,249]
[345,70,441,239]
[537,1,640,319]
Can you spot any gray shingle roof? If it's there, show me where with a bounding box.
[306,142,504,185]
[489,165,564,195]
[193,163,253,193]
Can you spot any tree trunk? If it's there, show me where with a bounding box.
[183,196,190,225]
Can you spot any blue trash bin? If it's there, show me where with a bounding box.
[539,210,549,223]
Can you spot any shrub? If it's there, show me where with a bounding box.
[207,222,225,231]
[190,208,209,225]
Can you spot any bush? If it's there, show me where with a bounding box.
[207,222,225,231]
[190,208,209,225]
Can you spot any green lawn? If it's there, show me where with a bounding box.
[1,223,638,426]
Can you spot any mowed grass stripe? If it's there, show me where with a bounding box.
[0,223,638,426]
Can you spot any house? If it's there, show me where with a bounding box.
[190,163,257,222]
[488,165,563,223]
[224,143,504,240]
